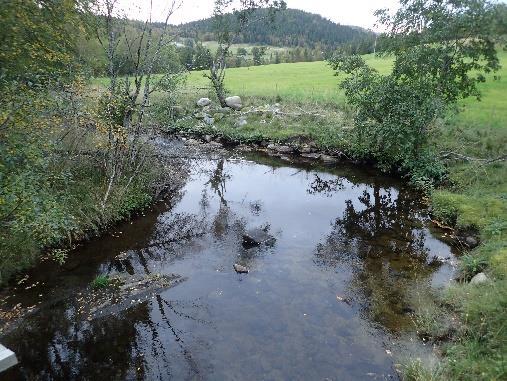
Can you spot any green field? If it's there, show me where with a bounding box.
[185,52,507,129]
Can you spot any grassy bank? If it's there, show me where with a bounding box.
[167,53,506,380]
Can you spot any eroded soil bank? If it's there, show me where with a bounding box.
[0,139,460,380]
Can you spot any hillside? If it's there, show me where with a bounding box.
[178,8,374,49]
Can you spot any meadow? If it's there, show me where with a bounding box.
[185,51,507,129]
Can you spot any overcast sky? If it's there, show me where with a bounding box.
[119,0,401,31]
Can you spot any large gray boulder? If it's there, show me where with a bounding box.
[225,96,242,110]
[197,98,212,107]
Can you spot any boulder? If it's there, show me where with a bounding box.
[233,264,249,274]
[204,135,213,143]
[242,228,275,248]
[470,272,489,285]
[197,98,211,107]
[225,96,242,110]
[300,145,313,154]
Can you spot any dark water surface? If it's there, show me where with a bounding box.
[1,150,457,381]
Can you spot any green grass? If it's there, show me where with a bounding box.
[91,275,110,289]
[185,54,393,104]
[183,51,507,128]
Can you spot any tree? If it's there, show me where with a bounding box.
[251,46,267,65]
[329,0,501,185]
[205,0,286,107]
[93,0,184,207]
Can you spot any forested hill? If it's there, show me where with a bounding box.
[178,8,374,48]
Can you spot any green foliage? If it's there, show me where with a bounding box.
[459,253,489,281]
[329,53,446,184]
[329,0,500,187]
[0,0,92,84]
[376,0,500,104]
[91,275,110,289]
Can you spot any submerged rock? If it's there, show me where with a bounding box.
[470,272,489,285]
[242,228,275,248]
[233,264,249,274]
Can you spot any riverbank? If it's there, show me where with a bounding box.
[166,96,506,380]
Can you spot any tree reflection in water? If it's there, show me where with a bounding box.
[313,180,441,331]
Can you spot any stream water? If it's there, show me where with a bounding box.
[1,147,458,380]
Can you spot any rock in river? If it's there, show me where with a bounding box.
[233,264,249,274]
[242,228,276,248]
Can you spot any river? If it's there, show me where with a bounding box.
[1,142,458,380]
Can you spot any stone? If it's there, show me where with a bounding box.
[0,344,18,372]
[236,117,248,127]
[301,153,321,159]
[300,146,313,154]
[470,272,489,285]
[196,98,211,107]
[276,145,293,154]
[242,228,275,248]
[225,96,242,110]
[267,144,292,154]
[233,264,249,274]
[321,155,339,164]
[465,236,479,248]
[171,105,185,118]
[203,114,215,125]
[204,135,213,143]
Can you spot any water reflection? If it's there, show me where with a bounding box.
[1,152,456,380]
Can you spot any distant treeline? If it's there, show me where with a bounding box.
[178,8,374,49]
[80,8,378,76]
